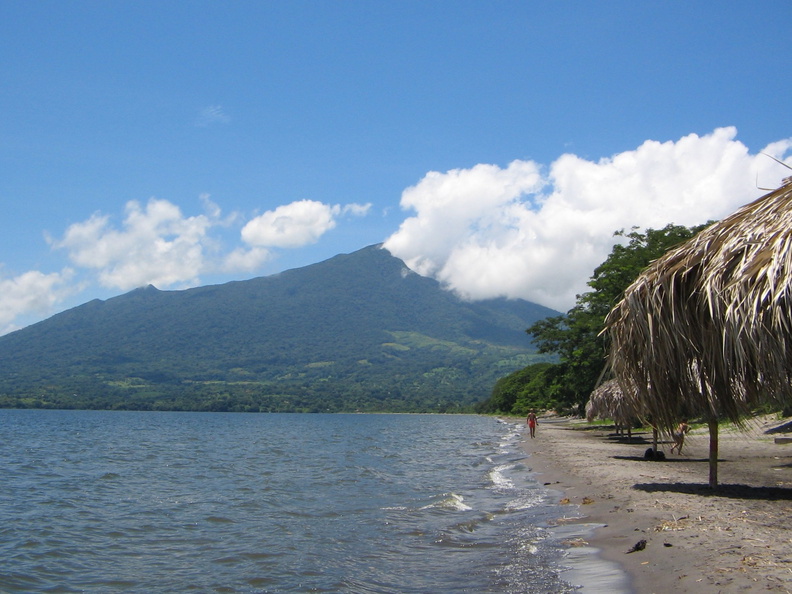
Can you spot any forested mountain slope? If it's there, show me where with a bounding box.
[0,245,558,412]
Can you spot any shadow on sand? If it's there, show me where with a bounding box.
[632,482,792,500]
[612,455,712,463]
[604,435,651,444]
[766,420,792,434]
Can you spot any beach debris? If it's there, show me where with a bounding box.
[581,497,595,505]
[656,514,693,532]
[559,497,571,504]
[561,538,589,547]
[626,539,647,553]
[663,542,673,547]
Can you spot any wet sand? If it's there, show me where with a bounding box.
[518,415,792,593]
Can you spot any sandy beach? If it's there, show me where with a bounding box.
[517,415,792,593]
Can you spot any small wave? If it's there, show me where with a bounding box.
[241,552,283,561]
[505,491,545,511]
[247,576,276,588]
[421,493,472,511]
[498,432,521,451]
[490,464,515,489]
[212,555,243,565]
[205,516,235,524]
[91,579,139,588]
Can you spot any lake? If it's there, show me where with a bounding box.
[0,410,593,592]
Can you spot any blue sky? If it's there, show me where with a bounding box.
[2,1,791,334]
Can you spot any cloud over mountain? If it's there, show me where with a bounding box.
[384,128,792,311]
[2,128,790,335]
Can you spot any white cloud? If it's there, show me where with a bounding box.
[232,201,370,267]
[199,192,224,220]
[223,246,272,272]
[52,198,215,291]
[343,202,373,217]
[241,199,344,248]
[0,268,75,335]
[47,196,370,298]
[384,127,792,312]
[195,105,231,127]
[383,160,545,277]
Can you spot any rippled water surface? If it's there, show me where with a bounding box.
[0,410,575,592]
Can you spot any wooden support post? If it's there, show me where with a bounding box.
[708,417,719,488]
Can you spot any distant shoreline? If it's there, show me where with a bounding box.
[513,415,792,593]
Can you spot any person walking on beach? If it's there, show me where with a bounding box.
[526,411,538,438]
[669,420,690,455]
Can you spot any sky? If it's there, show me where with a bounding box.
[1,1,791,335]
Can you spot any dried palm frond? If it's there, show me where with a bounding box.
[585,379,643,427]
[604,178,792,485]
[605,179,792,433]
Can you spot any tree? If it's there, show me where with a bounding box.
[475,362,557,414]
[522,223,710,413]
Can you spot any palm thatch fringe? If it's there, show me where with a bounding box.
[585,379,643,436]
[604,177,792,487]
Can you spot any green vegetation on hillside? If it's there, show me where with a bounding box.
[0,245,558,412]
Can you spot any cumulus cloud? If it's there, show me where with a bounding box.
[223,246,272,272]
[48,196,371,296]
[0,268,75,335]
[241,199,370,248]
[4,195,370,333]
[52,198,216,291]
[384,127,792,312]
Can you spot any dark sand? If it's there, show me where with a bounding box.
[516,415,792,593]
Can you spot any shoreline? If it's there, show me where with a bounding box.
[514,415,792,593]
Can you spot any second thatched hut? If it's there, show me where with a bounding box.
[585,379,642,440]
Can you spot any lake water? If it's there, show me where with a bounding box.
[0,410,611,593]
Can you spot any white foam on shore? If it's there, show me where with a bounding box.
[421,492,472,511]
[548,519,632,593]
[504,490,544,511]
[489,463,515,489]
[510,416,633,593]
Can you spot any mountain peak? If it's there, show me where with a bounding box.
[0,244,559,412]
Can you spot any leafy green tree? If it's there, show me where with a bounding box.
[480,223,711,415]
[475,362,561,414]
[530,223,711,412]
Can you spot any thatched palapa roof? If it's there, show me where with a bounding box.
[585,379,643,427]
[605,177,792,430]
[604,176,792,486]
